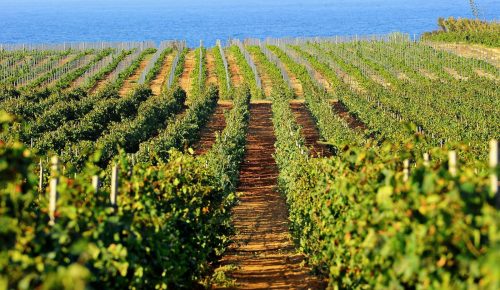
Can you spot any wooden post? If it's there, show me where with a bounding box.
[110,165,118,207]
[423,153,430,167]
[92,175,100,194]
[39,160,43,192]
[489,140,499,208]
[403,159,410,182]
[448,151,457,177]
[49,156,59,226]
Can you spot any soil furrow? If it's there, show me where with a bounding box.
[290,100,330,157]
[276,59,304,98]
[206,50,219,88]
[330,99,368,131]
[226,50,244,87]
[150,52,175,95]
[248,50,274,97]
[194,102,232,155]
[119,54,153,97]
[179,50,196,96]
[215,103,323,290]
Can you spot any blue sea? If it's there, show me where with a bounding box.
[0,0,498,47]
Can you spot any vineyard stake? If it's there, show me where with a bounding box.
[38,160,43,192]
[490,140,499,208]
[448,151,457,177]
[403,159,410,182]
[92,175,100,195]
[423,153,430,167]
[49,156,59,226]
[110,164,118,207]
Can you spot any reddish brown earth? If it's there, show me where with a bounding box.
[206,50,219,88]
[194,102,232,155]
[119,54,153,97]
[180,50,196,96]
[214,102,324,290]
[289,100,330,157]
[247,50,274,97]
[150,52,175,95]
[226,51,244,87]
[278,60,304,98]
[89,65,115,94]
[330,99,368,131]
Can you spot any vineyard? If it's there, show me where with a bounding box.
[1,34,499,289]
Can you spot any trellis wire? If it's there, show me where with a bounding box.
[216,40,231,91]
[199,40,203,91]
[0,41,155,52]
[230,39,262,89]
[166,41,187,89]
[76,53,117,88]
[138,40,182,85]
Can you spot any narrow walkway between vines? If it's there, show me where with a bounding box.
[194,101,232,155]
[248,50,273,97]
[290,100,330,157]
[179,50,196,96]
[119,53,154,97]
[226,50,244,87]
[329,99,368,131]
[150,52,175,95]
[215,102,323,290]
[206,50,219,87]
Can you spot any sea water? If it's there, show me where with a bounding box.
[0,0,498,47]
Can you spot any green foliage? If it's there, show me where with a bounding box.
[228,45,263,99]
[189,47,207,100]
[0,86,251,289]
[137,86,217,163]
[212,46,231,99]
[423,18,500,47]
[269,88,499,288]
[144,48,173,85]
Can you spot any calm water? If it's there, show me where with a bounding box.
[0,0,498,47]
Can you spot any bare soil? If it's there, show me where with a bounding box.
[418,68,438,80]
[330,99,368,131]
[150,52,175,95]
[206,51,219,88]
[119,54,153,97]
[214,103,324,290]
[180,50,196,96]
[280,62,304,98]
[430,42,500,69]
[247,51,274,97]
[313,70,333,93]
[444,67,468,81]
[226,50,244,87]
[194,102,232,155]
[289,100,330,157]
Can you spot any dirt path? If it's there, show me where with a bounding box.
[179,50,196,96]
[313,69,333,93]
[329,99,368,131]
[214,102,323,290]
[194,101,232,155]
[290,101,330,157]
[429,42,500,69]
[278,61,304,98]
[119,54,153,97]
[248,50,274,97]
[226,50,244,87]
[206,50,219,88]
[150,52,175,95]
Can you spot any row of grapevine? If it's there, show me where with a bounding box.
[240,38,500,289]
[229,39,262,90]
[0,84,251,288]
